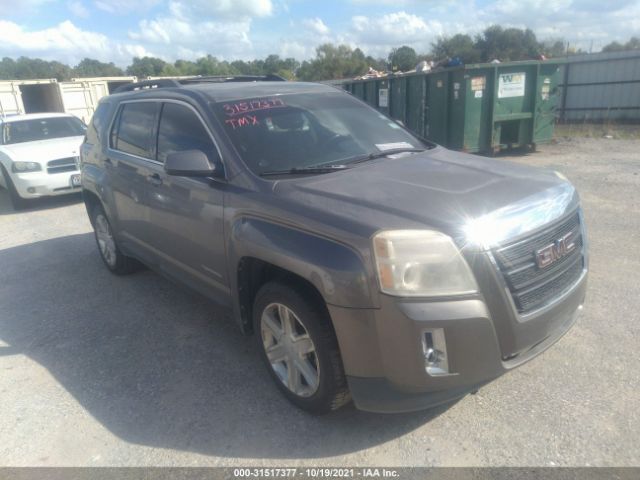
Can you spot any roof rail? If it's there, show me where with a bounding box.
[113,74,287,94]
[113,79,182,93]
[180,74,287,83]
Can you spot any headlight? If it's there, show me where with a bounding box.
[373,230,478,297]
[12,161,42,173]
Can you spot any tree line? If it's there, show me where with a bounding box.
[1,26,638,82]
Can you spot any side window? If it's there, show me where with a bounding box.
[86,102,110,144]
[157,103,220,166]
[113,102,157,159]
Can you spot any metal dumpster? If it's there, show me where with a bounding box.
[341,59,564,154]
[441,60,564,153]
[343,77,390,115]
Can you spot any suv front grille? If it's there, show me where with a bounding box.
[47,157,78,174]
[492,212,584,314]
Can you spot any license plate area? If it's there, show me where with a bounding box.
[70,174,81,187]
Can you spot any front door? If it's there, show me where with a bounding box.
[145,101,230,304]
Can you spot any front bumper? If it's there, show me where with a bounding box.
[10,170,81,198]
[328,270,587,413]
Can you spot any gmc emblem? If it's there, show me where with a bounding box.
[535,231,576,269]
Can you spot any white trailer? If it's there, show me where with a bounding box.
[0,79,63,117]
[70,76,137,94]
[58,80,108,123]
[0,77,137,123]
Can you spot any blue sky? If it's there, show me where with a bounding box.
[1,0,638,66]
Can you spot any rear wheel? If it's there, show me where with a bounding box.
[0,164,28,210]
[91,204,139,275]
[253,281,351,414]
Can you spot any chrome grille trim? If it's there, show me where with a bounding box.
[492,211,585,314]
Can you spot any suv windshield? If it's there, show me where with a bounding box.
[2,117,86,145]
[214,92,425,176]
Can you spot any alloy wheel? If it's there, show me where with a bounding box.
[95,214,117,268]
[260,302,320,397]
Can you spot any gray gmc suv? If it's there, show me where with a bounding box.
[80,76,588,414]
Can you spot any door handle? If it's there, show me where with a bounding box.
[148,173,163,186]
[104,158,113,166]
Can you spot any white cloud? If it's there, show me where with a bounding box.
[1,0,639,68]
[0,0,55,16]
[0,20,109,54]
[302,17,330,35]
[169,0,273,19]
[94,0,160,14]
[128,12,254,61]
[67,0,90,18]
[125,0,276,61]
[0,20,154,66]
[347,11,447,56]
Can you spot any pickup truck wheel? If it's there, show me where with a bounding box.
[254,282,351,414]
[91,204,139,275]
[0,164,28,210]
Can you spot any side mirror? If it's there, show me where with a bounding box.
[164,150,216,177]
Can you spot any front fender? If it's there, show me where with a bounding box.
[229,216,375,312]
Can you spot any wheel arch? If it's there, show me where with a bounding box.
[82,189,102,226]
[229,216,375,334]
[237,257,331,335]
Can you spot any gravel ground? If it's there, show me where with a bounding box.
[0,137,638,467]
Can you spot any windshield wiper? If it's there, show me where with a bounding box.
[260,164,350,177]
[344,147,426,165]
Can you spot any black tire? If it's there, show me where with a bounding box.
[253,281,351,414]
[0,164,29,210]
[91,203,140,275]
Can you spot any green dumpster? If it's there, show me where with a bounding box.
[389,76,407,124]
[459,60,561,153]
[341,59,563,154]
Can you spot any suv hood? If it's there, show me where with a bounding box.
[275,147,578,244]
[0,136,84,163]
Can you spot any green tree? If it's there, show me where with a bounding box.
[0,57,18,79]
[297,44,369,81]
[388,45,417,71]
[126,56,167,78]
[73,58,123,77]
[475,26,540,62]
[365,55,387,72]
[540,39,567,58]
[0,56,73,81]
[603,37,640,52]
[431,34,481,63]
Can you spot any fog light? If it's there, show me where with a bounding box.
[27,187,36,193]
[423,328,451,376]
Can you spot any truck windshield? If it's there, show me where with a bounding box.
[213,92,425,176]
[2,117,86,145]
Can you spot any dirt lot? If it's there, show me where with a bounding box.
[0,137,638,467]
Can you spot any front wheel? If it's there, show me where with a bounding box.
[0,164,28,210]
[253,282,351,414]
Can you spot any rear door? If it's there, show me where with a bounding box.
[107,101,161,265]
[145,101,230,303]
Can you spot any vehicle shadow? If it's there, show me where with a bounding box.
[0,233,453,459]
[0,188,83,215]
